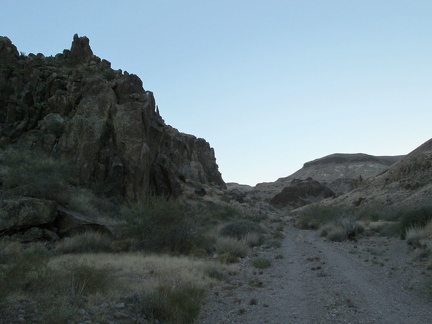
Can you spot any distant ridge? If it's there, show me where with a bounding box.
[321,138,432,209]
[248,153,404,202]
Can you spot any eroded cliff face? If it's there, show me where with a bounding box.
[0,34,225,200]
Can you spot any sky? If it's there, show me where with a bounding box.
[2,1,431,186]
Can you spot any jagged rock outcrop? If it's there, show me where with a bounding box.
[0,34,225,201]
[269,178,335,209]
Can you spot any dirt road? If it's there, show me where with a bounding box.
[199,227,432,323]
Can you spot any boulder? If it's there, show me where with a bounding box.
[55,206,114,237]
[0,197,57,234]
[11,227,59,243]
[269,178,335,209]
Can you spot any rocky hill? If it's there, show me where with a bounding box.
[0,34,225,201]
[248,153,403,202]
[325,138,432,209]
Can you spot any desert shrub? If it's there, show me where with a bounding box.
[219,220,262,239]
[378,222,400,237]
[273,230,285,239]
[406,226,424,247]
[242,232,263,247]
[372,221,401,237]
[2,149,71,201]
[204,263,228,281]
[320,223,348,242]
[215,237,249,259]
[252,257,271,269]
[66,262,113,297]
[406,219,432,248]
[0,245,49,300]
[191,203,243,226]
[358,210,380,222]
[295,205,342,229]
[66,187,122,224]
[399,206,432,239]
[55,232,113,254]
[139,283,205,324]
[120,196,203,254]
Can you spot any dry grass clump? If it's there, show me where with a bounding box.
[219,220,262,240]
[406,220,432,249]
[1,244,221,323]
[0,245,114,322]
[363,221,400,237]
[51,253,219,323]
[215,237,249,262]
[320,223,348,242]
[55,231,113,254]
[242,232,262,247]
[51,253,218,291]
[138,283,205,324]
[400,206,432,239]
[252,257,272,269]
[295,205,341,229]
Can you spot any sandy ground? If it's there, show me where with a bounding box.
[198,226,432,324]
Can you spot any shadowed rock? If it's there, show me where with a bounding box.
[0,34,226,201]
[269,178,335,209]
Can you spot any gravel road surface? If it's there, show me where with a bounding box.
[199,227,432,323]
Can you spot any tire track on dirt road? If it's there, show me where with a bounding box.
[199,226,432,323]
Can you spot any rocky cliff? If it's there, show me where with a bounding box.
[0,34,225,201]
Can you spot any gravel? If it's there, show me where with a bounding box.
[198,226,432,323]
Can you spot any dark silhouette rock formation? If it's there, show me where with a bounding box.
[0,34,226,201]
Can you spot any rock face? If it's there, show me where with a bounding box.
[0,34,225,201]
[269,178,335,209]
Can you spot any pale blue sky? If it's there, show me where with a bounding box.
[2,1,431,185]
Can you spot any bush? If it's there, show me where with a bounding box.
[400,206,432,239]
[214,237,248,259]
[242,232,263,247]
[2,149,71,201]
[120,196,203,254]
[0,245,49,300]
[406,219,432,248]
[295,205,342,229]
[219,220,262,240]
[320,223,348,242]
[252,257,271,269]
[139,283,205,324]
